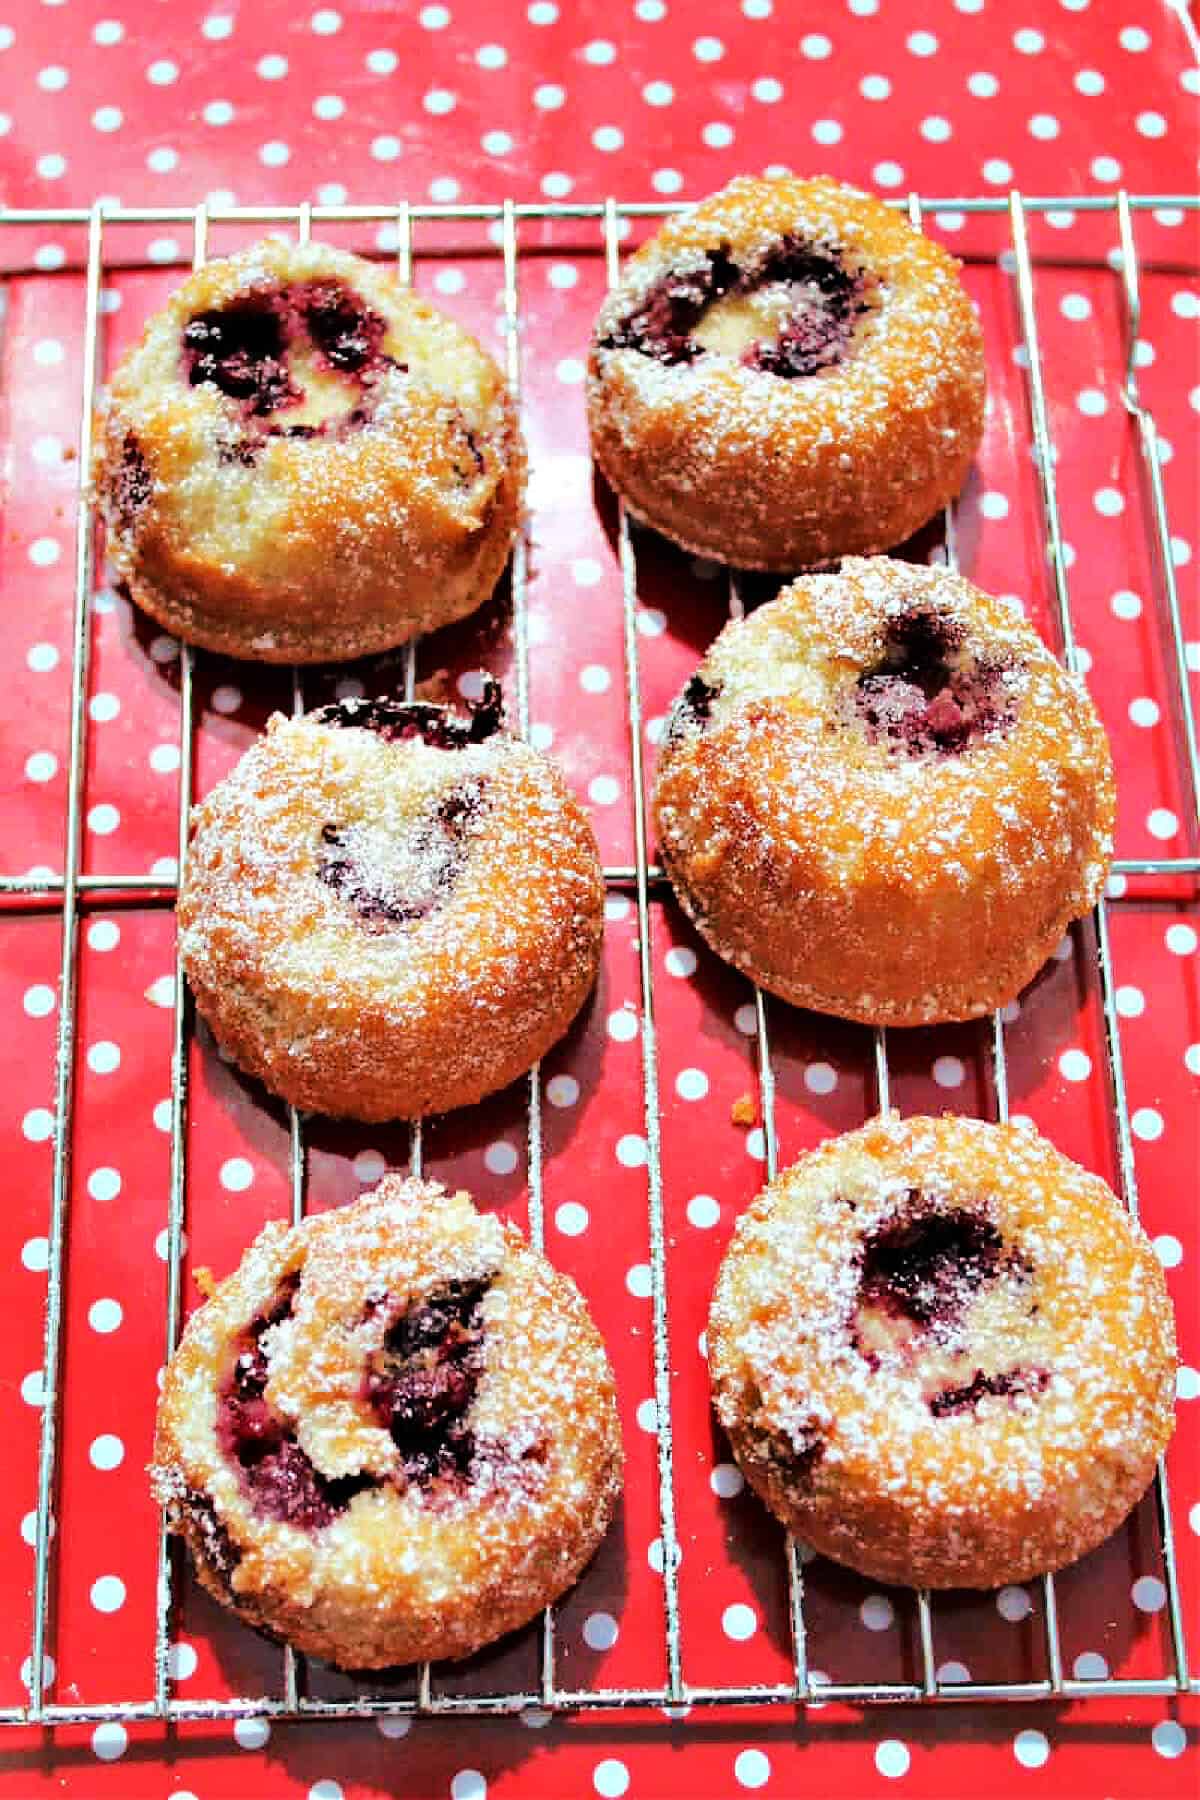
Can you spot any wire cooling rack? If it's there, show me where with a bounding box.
[0,191,1196,1728]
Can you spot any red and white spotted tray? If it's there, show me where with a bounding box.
[1,3,1197,1797]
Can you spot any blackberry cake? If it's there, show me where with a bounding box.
[96,238,524,662]
[709,1114,1176,1589]
[177,683,604,1120]
[652,557,1115,1026]
[587,173,985,569]
[152,1178,624,1667]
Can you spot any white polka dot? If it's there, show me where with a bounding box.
[812,118,842,144]
[93,105,123,131]
[234,1718,271,1749]
[556,357,586,385]
[203,99,234,126]
[693,34,725,60]
[33,340,64,370]
[1172,291,1200,321]
[352,1150,386,1185]
[590,1760,629,1799]
[28,537,61,567]
[1191,1505,1200,1536]
[676,1068,709,1101]
[88,801,123,837]
[710,1463,744,1500]
[1029,113,1060,139]
[617,1135,648,1169]
[555,1202,589,1238]
[652,168,684,195]
[87,1041,121,1075]
[34,244,66,271]
[570,558,603,589]
[1147,810,1178,841]
[24,984,56,1018]
[1120,24,1150,50]
[932,1055,966,1089]
[752,77,782,103]
[1093,487,1125,518]
[1153,1234,1182,1268]
[93,18,125,44]
[24,1108,55,1143]
[22,1237,49,1272]
[88,1298,122,1334]
[624,1264,652,1300]
[937,1660,970,1683]
[1057,1048,1091,1083]
[983,157,1013,185]
[366,48,397,73]
[578,663,612,695]
[209,684,242,716]
[588,775,620,806]
[1152,1721,1186,1759]
[1073,1650,1109,1680]
[979,490,1010,520]
[219,1157,254,1193]
[22,1369,47,1407]
[27,640,61,672]
[799,1060,835,1096]
[997,1585,1032,1620]
[665,946,698,978]
[734,1749,771,1789]
[89,1433,124,1470]
[377,1716,412,1738]
[591,124,623,152]
[1137,110,1167,138]
[546,1074,579,1109]
[860,73,891,100]
[687,1194,721,1232]
[257,53,287,78]
[969,71,999,97]
[309,1784,343,1800]
[722,1603,757,1641]
[311,7,342,29]
[88,921,120,953]
[921,115,952,142]
[1176,1365,1199,1400]
[149,58,180,82]
[38,64,69,90]
[584,37,616,63]
[607,1008,639,1045]
[1013,1730,1049,1769]
[876,1741,911,1779]
[733,1003,757,1037]
[1167,921,1197,956]
[1184,1044,1200,1076]
[1133,1576,1167,1612]
[636,1398,659,1433]
[92,1723,127,1761]
[259,140,290,167]
[1128,697,1160,729]
[800,32,831,57]
[485,1141,519,1176]
[25,752,57,784]
[860,1593,894,1631]
[873,161,905,188]
[89,692,121,724]
[1014,27,1044,52]
[90,1575,126,1613]
[583,1611,619,1651]
[702,121,735,148]
[1060,293,1091,322]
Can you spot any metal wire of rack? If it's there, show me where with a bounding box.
[0,190,1196,1728]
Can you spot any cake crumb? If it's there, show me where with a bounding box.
[731,1092,757,1127]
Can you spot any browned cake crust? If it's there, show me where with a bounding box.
[587,174,985,570]
[709,1115,1176,1590]
[151,1178,624,1668]
[95,239,524,662]
[178,689,604,1120]
[652,558,1115,1027]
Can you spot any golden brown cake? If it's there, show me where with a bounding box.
[709,1114,1176,1589]
[587,174,985,570]
[152,1178,624,1668]
[95,238,524,662]
[178,684,604,1120]
[652,557,1115,1026]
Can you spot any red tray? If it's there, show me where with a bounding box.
[1,4,1197,1797]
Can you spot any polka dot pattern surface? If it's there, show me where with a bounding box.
[0,0,1196,1796]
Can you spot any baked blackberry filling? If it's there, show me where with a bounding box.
[315,680,505,749]
[928,1365,1049,1417]
[316,778,486,931]
[363,1279,490,1490]
[601,234,876,376]
[857,1199,1006,1331]
[112,433,151,529]
[182,280,396,451]
[216,1274,373,1530]
[854,607,1016,756]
